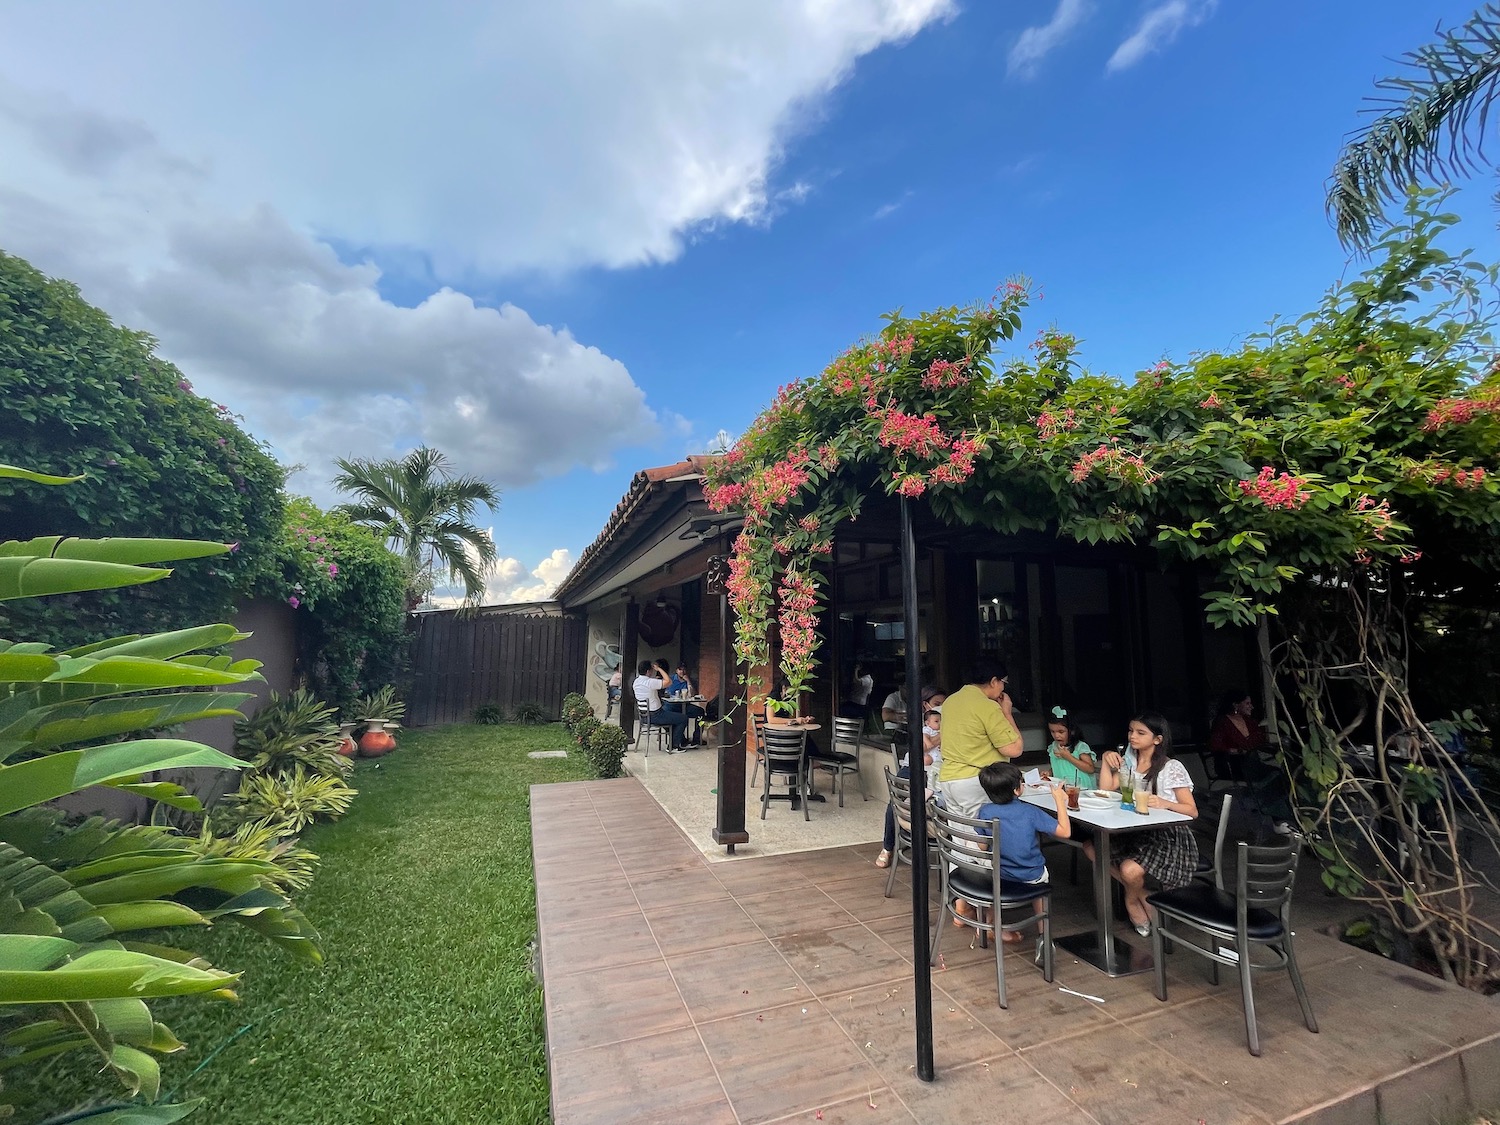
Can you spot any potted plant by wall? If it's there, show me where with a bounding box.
[335,717,359,757]
[355,685,406,756]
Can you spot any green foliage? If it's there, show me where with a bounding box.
[220,769,358,835]
[471,704,504,725]
[570,714,601,751]
[560,693,591,731]
[583,724,628,779]
[231,690,350,782]
[0,252,284,648]
[332,447,500,605]
[256,499,410,716]
[511,701,547,725]
[183,820,318,895]
[1,724,590,1124]
[0,474,318,1120]
[352,685,405,725]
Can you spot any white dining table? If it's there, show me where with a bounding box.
[1021,783,1192,977]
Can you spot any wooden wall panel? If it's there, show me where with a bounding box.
[407,611,586,726]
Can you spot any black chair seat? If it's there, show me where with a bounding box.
[951,866,1051,906]
[1148,883,1283,939]
[809,748,857,764]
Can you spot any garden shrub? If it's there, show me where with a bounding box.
[513,700,548,725]
[584,724,629,779]
[473,703,504,725]
[0,250,284,647]
[571,714,601,751]
[560,692,591,731]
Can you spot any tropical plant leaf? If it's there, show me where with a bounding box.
[0,536,226,565]
[0,740,243,817]
[0,945,238,1003]
[0,463,84,485]
[0,557,171,601]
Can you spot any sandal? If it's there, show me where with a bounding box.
[874,849,891,869]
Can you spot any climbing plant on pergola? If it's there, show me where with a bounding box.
[707,191,1500,988]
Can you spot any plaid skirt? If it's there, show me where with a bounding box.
[1115,824,1198,890]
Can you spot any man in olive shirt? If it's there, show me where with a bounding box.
[936,660,1024,816]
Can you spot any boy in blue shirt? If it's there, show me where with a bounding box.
[969,761,1071,944]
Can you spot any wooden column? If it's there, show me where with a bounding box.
[712,582,749,852]
[621,600,639,741]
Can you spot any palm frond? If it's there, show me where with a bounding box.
[1330,4,1500,248]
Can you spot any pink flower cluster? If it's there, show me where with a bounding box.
[873,334,916,372]
[706,481,749,512]
[1422,389,1500,431]
[1354,494,1394,540]
[921,357,970,390]
[875,409,951,458]
[1036,407,1078,440]
[777,568,822,694]
[1199,393,1223,409]
[930,435,984,485]
[1238,466,1311,510]
[1333,374,1356,393]
[895,475,926,497]
[1069,444,1156,485]
[1408,462,1488,489]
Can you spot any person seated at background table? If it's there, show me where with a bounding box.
[632,659,689,752]
[875,707,944,870]
[882,680,909,732]
[1044,705,1096,786]
[952,761,1071,941]
[1208,689,1268,779]
[666,662,706,742]
[842,662,875,721]
[936,660,1024,817]
[1090,711,1198,937]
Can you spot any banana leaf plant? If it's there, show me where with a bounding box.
[0,465,321,1118]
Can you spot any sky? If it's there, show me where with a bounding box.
[1,0,1495,603]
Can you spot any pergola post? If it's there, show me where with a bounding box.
[901,497,935,1082]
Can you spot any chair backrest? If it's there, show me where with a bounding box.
[1212,792,1233,891]
[885,766,913,834]
[929,804,1002,891]
[1233,839,1299,916]
[634,697,651,721]
[762,726,807,765]
[832,716,863,751]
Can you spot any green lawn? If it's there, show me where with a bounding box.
[15,722,590,1125]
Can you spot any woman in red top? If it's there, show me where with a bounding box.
[1209,690,1267,769]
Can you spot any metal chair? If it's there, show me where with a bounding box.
[882,767,935,898]
[811,716,868,806]
[1192,793,1235,888]
[929,804,1054,1009]
[748,708,767,788]
[633,700,669,757]
[760,726,811,821]
[1148,838,1319,1056]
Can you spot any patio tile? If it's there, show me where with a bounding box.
[734,887,860,939]
[669,939,808,1021]
[645,897,766,958]
[932,956,1117,1051]
[540,911,661,976]
[1282,1087,1380,1125]
[817,872,926,923]
[827,974,1012,1079]
[1376,1050,1467,1125]
[895,1055,1096,1125]
[697,999,885,1124]
[771,921,910,995]
[544,957,691,1054]
[536,876,641,927]
[1294,954,1500,1049]
[1461,1033,1500,1112]
[711,856,816,898]
[756,1086,917,1124]
[550,1026,734,1125]
[627,862,736,913]
[1020,1021,1276,1125]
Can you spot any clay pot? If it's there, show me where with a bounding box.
[359,720,397,757]
[336,722,359,758]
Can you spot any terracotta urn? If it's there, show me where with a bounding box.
[336,722,359,758]
[359,719,397,757]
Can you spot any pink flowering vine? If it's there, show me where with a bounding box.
[1069,444,1157,486]
[1238,467,1311,510]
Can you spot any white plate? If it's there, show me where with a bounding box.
[1083,789,1121,802]
[1077,796,1114,810]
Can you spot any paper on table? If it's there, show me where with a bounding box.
[1022,767,1043,786]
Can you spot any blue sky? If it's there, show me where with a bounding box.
[0,1,1493,601]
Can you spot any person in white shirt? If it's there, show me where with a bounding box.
[882,682,908,731]
[632,660,689,751]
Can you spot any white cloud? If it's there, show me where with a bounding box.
[1106,0,1216,73]
[872,190,915,220]
[0,1,954,276]
[431,547,576,607]
[1008,0,1093,79]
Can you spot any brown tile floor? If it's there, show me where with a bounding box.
[534,778,1500,1125]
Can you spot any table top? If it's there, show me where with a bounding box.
[1020,784,1192,831]
[665,694,706,702]
[763,721,822,733]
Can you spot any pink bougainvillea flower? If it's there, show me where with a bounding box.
[287,595,301,609]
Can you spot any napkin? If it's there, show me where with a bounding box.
[1022,767,1043,786]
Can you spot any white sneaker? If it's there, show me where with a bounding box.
[1134,921,1151,938]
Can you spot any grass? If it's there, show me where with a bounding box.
[13,722,591,1125]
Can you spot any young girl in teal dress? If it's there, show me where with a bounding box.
[1045,706,1096,787]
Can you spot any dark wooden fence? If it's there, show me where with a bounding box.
[407,610,587,726]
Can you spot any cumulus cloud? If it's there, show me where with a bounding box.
[0,1,954,276]
[1008,0,1093,79]
[1106,0,1216,73]
[430,547,576,607]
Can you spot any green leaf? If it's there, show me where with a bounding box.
[61,1100,204,1124]
[0,557,171,601]
[0,946,238,1003]
[0,464,85,485]
[0,740,242,816]
[0,536,227,565]
[93,901,211,934]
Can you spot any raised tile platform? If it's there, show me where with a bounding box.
[533,777,1500,1125]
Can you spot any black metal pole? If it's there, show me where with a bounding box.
[901,497,935,1082]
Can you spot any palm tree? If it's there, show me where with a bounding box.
[1329,4,1500,249]
[333,446,500,605]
